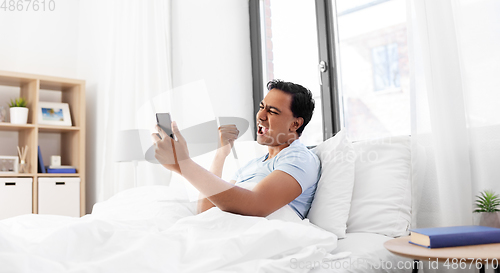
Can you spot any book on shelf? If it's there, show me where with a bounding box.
[410,225,500,248]
[46,166,76,173]
[37,146,46,173]
[48,165,76,169]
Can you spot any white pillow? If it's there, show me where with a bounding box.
[307,128,355,239]
[346,135,411,237]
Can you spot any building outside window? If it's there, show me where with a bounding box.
[372,43,400,92]
[337,0,409,140]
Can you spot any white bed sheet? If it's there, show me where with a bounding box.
[310,232,413,273]
[0,186,339,273]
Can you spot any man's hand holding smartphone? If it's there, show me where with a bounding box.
[155,113,175,140]
[151,113,190,174]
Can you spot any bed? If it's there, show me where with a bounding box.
[0,132,413,272]
[0,185,339,272]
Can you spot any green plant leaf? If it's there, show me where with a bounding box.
[474,190,500,213]
[18,97,27,107]
[8,97,27,108]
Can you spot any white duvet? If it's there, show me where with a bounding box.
[0,186,338,273]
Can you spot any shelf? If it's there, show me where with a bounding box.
[40,79,84,91]
[0,70,84,89]
[37,173,80,177]
[0,72,33,87]
[38,125,80,133]
[0,173,80,177]
[0,173,34,177]
[0,122,35,131]
[0,70,86,217]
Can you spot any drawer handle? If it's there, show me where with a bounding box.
[5,182,16,186]
[55,182,65,185]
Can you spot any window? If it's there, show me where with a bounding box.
[336,0,410,140]
[372,43,401,92]
[251,0,410,142]
[253,0,324,146]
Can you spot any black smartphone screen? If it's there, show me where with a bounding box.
[156,113,174,139]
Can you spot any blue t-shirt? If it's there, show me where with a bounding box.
[230,139,321,219]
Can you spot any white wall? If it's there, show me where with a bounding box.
[80,0,254,212]
[76,0,107,214]
[0,1,80,166]
[0,1,80,77]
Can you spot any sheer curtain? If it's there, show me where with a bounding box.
[79,0,174,202]
[408,0,500,230]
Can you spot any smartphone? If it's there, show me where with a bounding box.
[156,113,174,139]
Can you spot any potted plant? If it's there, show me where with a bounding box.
[474,190,500,228]
[8,97,29,124]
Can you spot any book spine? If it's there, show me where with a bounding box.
[38,146,46,173]
[431,231,500,248]
[47,169,76,174]
[409,241,431,248]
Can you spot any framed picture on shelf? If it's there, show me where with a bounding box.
[0,156,19,173]
[37,102,72,126]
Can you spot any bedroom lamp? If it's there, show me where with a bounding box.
[114,129,149,187]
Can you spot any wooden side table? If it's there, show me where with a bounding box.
[384,236,500,273]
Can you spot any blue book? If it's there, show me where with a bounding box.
[37,146,46,173]
[410,225,500,248]
[46,168,76,173]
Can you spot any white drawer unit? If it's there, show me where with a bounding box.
[0,178,33,220]
[38,177,80,217]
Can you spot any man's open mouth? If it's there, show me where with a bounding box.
[257,124,269,135]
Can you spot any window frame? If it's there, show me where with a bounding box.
[249,0,264,140]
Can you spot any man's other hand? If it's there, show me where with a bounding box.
[218,124,239,157]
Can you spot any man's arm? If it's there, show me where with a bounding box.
[196,124,239,213]
[153,122,302,217]
[197,151,236,213]
[182,160,301,217]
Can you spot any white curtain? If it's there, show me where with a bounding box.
[409,0,500,230]
[77,0,255,209]
[79,0,174,202]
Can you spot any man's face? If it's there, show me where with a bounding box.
[256,88,300,146]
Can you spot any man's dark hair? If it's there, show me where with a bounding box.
[266,79,315,137]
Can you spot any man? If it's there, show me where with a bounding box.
[152,80,320,219]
